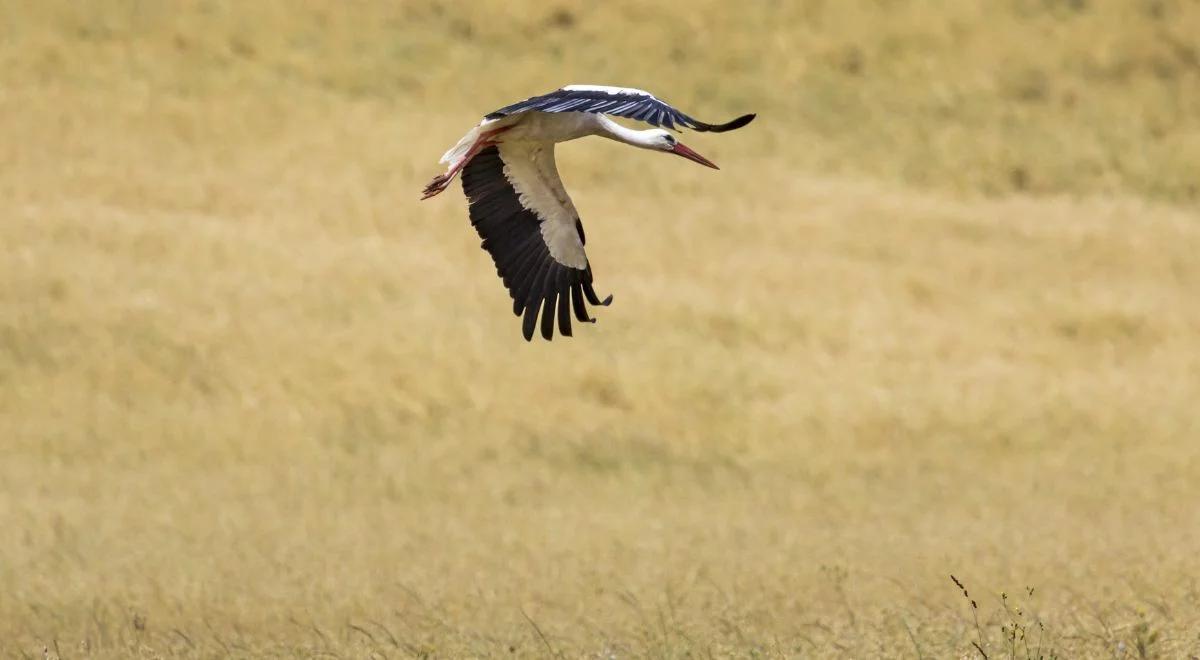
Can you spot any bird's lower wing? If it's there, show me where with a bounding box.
[461,144,611,341]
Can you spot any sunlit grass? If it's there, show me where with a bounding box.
[2,1,1199,657]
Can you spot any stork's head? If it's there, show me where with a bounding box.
[648,129,719,170]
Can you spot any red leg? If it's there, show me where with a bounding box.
[420,126,512,200]
[420,141,488,199]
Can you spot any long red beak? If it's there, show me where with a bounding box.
[670,142,719,170]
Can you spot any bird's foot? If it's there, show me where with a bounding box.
[420,131,509,200]
[421,173,452,200]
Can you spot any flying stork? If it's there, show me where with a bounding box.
[421,85,755,341]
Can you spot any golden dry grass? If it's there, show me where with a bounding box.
[3,1,1200,657]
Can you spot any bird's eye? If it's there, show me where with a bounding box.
[664,135,676,145]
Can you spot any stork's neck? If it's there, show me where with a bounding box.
[595,115,660,149]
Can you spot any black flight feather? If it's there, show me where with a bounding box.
[460,145,612,340]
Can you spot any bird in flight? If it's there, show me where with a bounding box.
[421,85,755,341]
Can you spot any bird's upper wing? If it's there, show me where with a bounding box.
[461,143,612,341]
[484,85,755,133]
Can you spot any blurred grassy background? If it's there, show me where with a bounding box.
[2,0,1199,657]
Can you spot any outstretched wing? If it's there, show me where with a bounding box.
[485,84,755,133]
[460,144,612,341]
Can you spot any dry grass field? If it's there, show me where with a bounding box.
[3,1,1200,657]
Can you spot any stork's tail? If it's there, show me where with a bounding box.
[425,121,511,200]
[440,124,482,165]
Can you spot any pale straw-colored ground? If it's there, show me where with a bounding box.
[3,2,1199,657]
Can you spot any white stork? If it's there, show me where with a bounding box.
[421,85,755,341]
